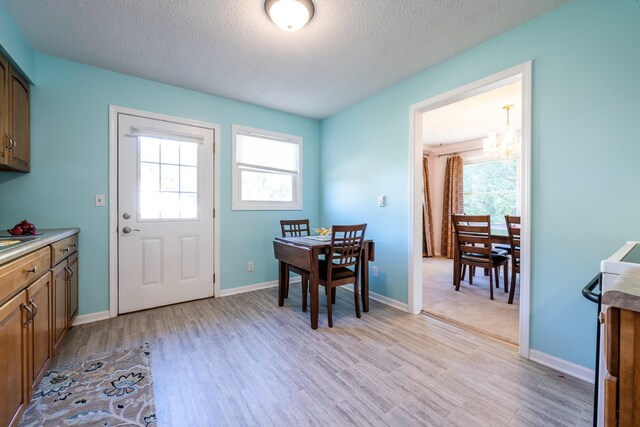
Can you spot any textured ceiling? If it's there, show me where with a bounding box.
[1,0,565,119]
[423,80,522,146]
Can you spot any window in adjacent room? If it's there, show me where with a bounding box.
[463,157,519,225]
[232,125,302,210]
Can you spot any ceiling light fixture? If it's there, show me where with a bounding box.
[483,104,521,159]
[265,0,315,32]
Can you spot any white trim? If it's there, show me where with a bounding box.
[529,349,595,384]
[341,284,410,312]
[72,311,110,326]
[231,124,303,211]
[217,279,290,297]
[407,62,533,359]
[108,105,221,318]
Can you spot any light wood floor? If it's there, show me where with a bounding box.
[423,257,520,345]
[53,286,593,426]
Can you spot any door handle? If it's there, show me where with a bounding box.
[122,226,140,234]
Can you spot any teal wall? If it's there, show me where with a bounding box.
[0,3,34,80]
[0,53,320,316]
[320,0,640,369]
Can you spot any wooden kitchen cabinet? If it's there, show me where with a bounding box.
[0,50,30,173]
[27,273,52,393]
[0,290,29,427]
[0,230,79,427]
[51,262,67,350]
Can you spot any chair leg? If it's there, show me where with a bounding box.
[326,285,333,327]
[503,264,508,293]
[460,265,466,283]
[509,270,517,304]
[489,267,494,300]
[469,266,474,285]
[354,280,361,318]
[301,273,308,312]
[494,267,500,288]
[331,288,337,305]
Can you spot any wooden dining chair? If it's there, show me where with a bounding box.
[505,215,521,304]
[317,224,367,327]
[280,219,311,299]
[452,215,508,300]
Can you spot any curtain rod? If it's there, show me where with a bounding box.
[436,147,483,158]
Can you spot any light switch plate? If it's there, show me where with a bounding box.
[378,195,386,207]
[95,194,105,207]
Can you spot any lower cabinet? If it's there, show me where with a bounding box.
[0,290,29,427]
[0,231,78,427]
[27,273,52,393]
[52,262,67,350]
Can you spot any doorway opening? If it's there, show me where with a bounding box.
[408,63,532,357]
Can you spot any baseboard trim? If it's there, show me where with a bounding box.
[529,349,595,384]
[72,310,110,326]
[341,284,409,312]
[218,278,302,297]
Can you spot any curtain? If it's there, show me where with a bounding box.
[441,155,464,259]
[422,155,435,257]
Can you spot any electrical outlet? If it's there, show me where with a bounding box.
[95,194,105,207]
[247,261,254,272]
[372,266,379,277]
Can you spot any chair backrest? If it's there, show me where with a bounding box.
[451,214,492,258]
[329,224,367,271]
[505,215,521,266]
[280,219,310,237]
[273,241,313,272]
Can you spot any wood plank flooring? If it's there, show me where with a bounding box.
[52,286,594,426]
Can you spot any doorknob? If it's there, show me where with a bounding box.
[122,226,140,234]
[122,212,131,219]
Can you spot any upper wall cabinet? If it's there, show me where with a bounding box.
[0,52,30,173]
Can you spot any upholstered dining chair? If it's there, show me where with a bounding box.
[452,215,508,300]
[317,224,367,327]
[505,215,521,304]
[280,219,311,301]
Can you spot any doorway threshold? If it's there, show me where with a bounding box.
[422,310,518,348]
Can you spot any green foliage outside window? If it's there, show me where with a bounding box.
[463,159,517,225]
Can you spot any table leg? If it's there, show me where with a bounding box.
[278,260,288,307]
[310,249,319,330]
[361,244,370,313]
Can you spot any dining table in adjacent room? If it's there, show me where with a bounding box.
[273,235,375,329]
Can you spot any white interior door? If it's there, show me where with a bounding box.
[118,113,214,313]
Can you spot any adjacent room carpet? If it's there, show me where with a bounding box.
[19,344,157,427]
[423,256,520,345]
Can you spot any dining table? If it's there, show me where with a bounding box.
[273,235,375,330]
[452,227,512,287]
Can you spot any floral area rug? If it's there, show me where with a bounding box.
[19,344,157,427]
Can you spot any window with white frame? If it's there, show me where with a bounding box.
[463,157,519,225]
[232,125,302,210]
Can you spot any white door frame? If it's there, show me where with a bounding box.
[407,62,532,358]
[108,105,221,318]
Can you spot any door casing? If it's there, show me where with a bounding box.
[108,106,221,318]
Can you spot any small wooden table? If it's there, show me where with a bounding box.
[274,236,375,329]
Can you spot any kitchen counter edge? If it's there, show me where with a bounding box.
[0,228,81,265]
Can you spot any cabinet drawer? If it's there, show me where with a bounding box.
[51,235,78,266]
[0,247,50,305]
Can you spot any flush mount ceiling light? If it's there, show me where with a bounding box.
[265,0,315,32]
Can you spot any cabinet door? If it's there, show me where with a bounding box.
[8,66,29,172]
[0,55,8,167]
[52,262,67,349]
[27,272,52,392]
[0,290,28,427]
[67,253,78,325]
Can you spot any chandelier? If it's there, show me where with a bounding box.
[483,104,521,159]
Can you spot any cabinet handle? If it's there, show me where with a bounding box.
[65,266,74,278]
[62,247,70,253]
[6,134,14,151]
[22,303,33,327]
[27,266,38,274]
[29,299,38,318]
